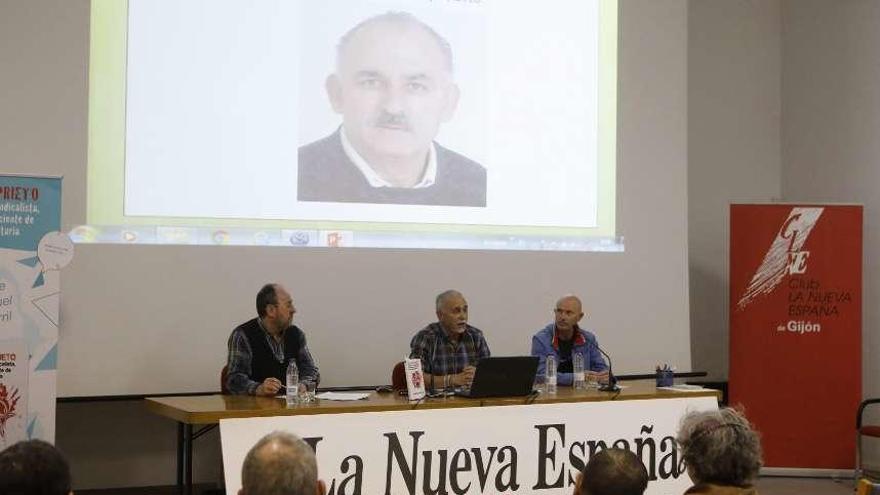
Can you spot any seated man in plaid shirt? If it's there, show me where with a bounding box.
[409,290,491,391]
[225,284,320,396]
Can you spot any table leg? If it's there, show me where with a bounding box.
[176,422,184,493]
[185,423,194,495]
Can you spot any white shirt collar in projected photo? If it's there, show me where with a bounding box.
[339,126,439,189]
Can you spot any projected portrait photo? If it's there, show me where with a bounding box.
[297,11,487,208]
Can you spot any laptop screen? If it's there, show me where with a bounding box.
[460,356,539,398]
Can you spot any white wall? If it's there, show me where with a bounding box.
[781,0,879,405]
[687,0,782,381]
[2,0,693,488]
[54,0,691,400]
[22,0,868,489]
[19,0,872,489]
[0,0,219,488]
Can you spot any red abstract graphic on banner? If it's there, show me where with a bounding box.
[736,207,824,309]
[0,383,21,439]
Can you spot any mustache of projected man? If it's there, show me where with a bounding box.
[297,11,487,207]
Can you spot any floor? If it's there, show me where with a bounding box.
[755,476,854,494]
[78,477,856,494]
[78,486,218,495]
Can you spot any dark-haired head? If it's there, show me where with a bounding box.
[575,447,648,495]
[256,283,279,318]
[0,439,72,495]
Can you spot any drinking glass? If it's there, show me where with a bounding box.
[299,382,316,403]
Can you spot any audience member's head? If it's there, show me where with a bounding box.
[573,447,648,495]
[677,407,762,488]
[239,431,325,495]
[0,439,72,495]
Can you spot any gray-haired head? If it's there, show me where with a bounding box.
[435,289,464,311]
[240,431,318,495]
[677,408,762,487]
[336,11,454,74]
[577,447,648,495]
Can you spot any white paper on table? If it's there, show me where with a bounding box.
[315,392,370,401]
[657,384,705,392]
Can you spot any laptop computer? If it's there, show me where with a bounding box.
[456,356,539,398]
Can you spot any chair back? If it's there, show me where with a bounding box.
[221,365,230,394]
[391,361,406,392]
[857,478,880,495]
[857,398,880,480]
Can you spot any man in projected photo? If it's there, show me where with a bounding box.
[297,12,487,207]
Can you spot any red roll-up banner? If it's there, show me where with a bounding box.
[730,204,862,469]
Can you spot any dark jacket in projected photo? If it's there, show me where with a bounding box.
[297,129,487,207]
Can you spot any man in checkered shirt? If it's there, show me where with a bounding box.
[409,290,491,391]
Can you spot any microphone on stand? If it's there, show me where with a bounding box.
[591,340,620,392]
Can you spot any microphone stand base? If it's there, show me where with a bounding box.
[599,375,620,392]
[427,389,455,398]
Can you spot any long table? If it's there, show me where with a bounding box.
[146,380,720,495]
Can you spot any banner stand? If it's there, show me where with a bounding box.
[0,174,69,447]
[730,203,862,470]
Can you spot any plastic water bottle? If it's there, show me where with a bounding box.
[546,355,557,394]
[286,360,298,405]
[573,353,585,389]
